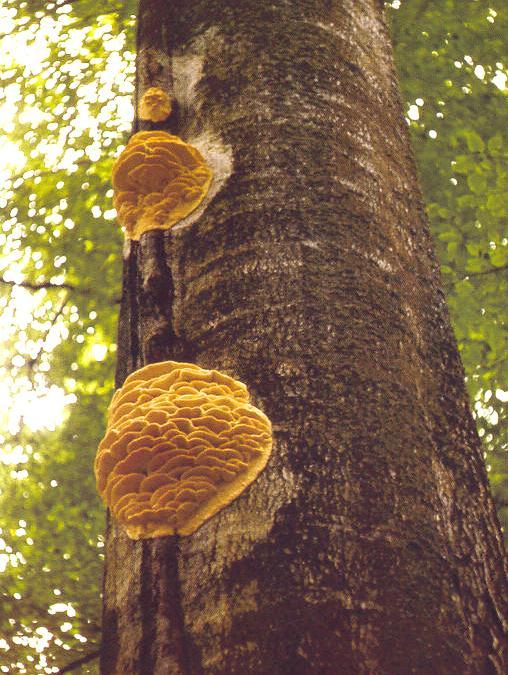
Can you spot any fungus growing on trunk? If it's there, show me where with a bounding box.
[94,361,272,538]
[138,87,172,122]
[112,131,213,240]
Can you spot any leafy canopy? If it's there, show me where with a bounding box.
[388,0,507,531]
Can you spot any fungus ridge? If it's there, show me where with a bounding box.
[95,362,272,538]
[112,131,213,240]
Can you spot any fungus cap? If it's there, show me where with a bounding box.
[112,131,213,240]
[95,361,272,538]
[138,87,172,122]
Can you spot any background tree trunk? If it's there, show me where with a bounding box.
[101,0,508,673]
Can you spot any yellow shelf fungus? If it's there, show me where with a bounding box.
[138,87,172,122]
[95,362,273,539]
[112,131,213,240]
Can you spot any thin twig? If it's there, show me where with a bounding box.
[24,294,69,375]
[58,649,100,673]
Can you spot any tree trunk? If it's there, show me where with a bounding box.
[101,0,508,673]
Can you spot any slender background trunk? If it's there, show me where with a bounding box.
[101,1,508,673]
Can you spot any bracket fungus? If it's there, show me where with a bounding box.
[112,131,213,240]
[95,361,272,539]
[138,87,172,122]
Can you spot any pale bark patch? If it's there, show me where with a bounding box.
[171,25,222,105]
[170,27,233,233]
[171,131,233,234]
[184,451,300,578]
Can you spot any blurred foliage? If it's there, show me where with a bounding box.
[0,0,136,672]
[0,0,505,672]
[389,0,508,533]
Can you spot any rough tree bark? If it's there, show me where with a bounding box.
[101,0,508,673]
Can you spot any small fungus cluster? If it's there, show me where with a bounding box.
[112,131,213,240]
[138,87,172,122]
[95,361,272,538]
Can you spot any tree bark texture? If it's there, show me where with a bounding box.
[101,0,508,673]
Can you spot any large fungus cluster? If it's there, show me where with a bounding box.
[112,131,213,240]
[138,87,172,122]
[95,361,272,538]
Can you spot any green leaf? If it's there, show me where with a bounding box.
[447,241,458,255]
[486,193,507,218]
[465,130,485,153]
[490,248,507,268]
[467,171,488,194]
[466,243,481,256]
[454,154,475,174]
[439,231,459,242]
[487,134,503,154]
[465,257,485,273]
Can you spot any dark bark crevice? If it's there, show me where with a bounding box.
[138,538,202,675]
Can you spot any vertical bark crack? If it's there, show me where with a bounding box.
[138,231,176,363]
[138,538,203,674]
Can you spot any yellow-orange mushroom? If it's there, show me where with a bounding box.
[94,361,273,539]
[112,131,213,240]
[138,87,172,122]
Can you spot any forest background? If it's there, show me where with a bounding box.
[0,0,506,672]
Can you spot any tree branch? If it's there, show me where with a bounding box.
[0,277,76,292]
[1,277,121,303]
[5,162,91,188]
[444,263,508,290]
[462,264,508,278]
[58,649,100,673]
